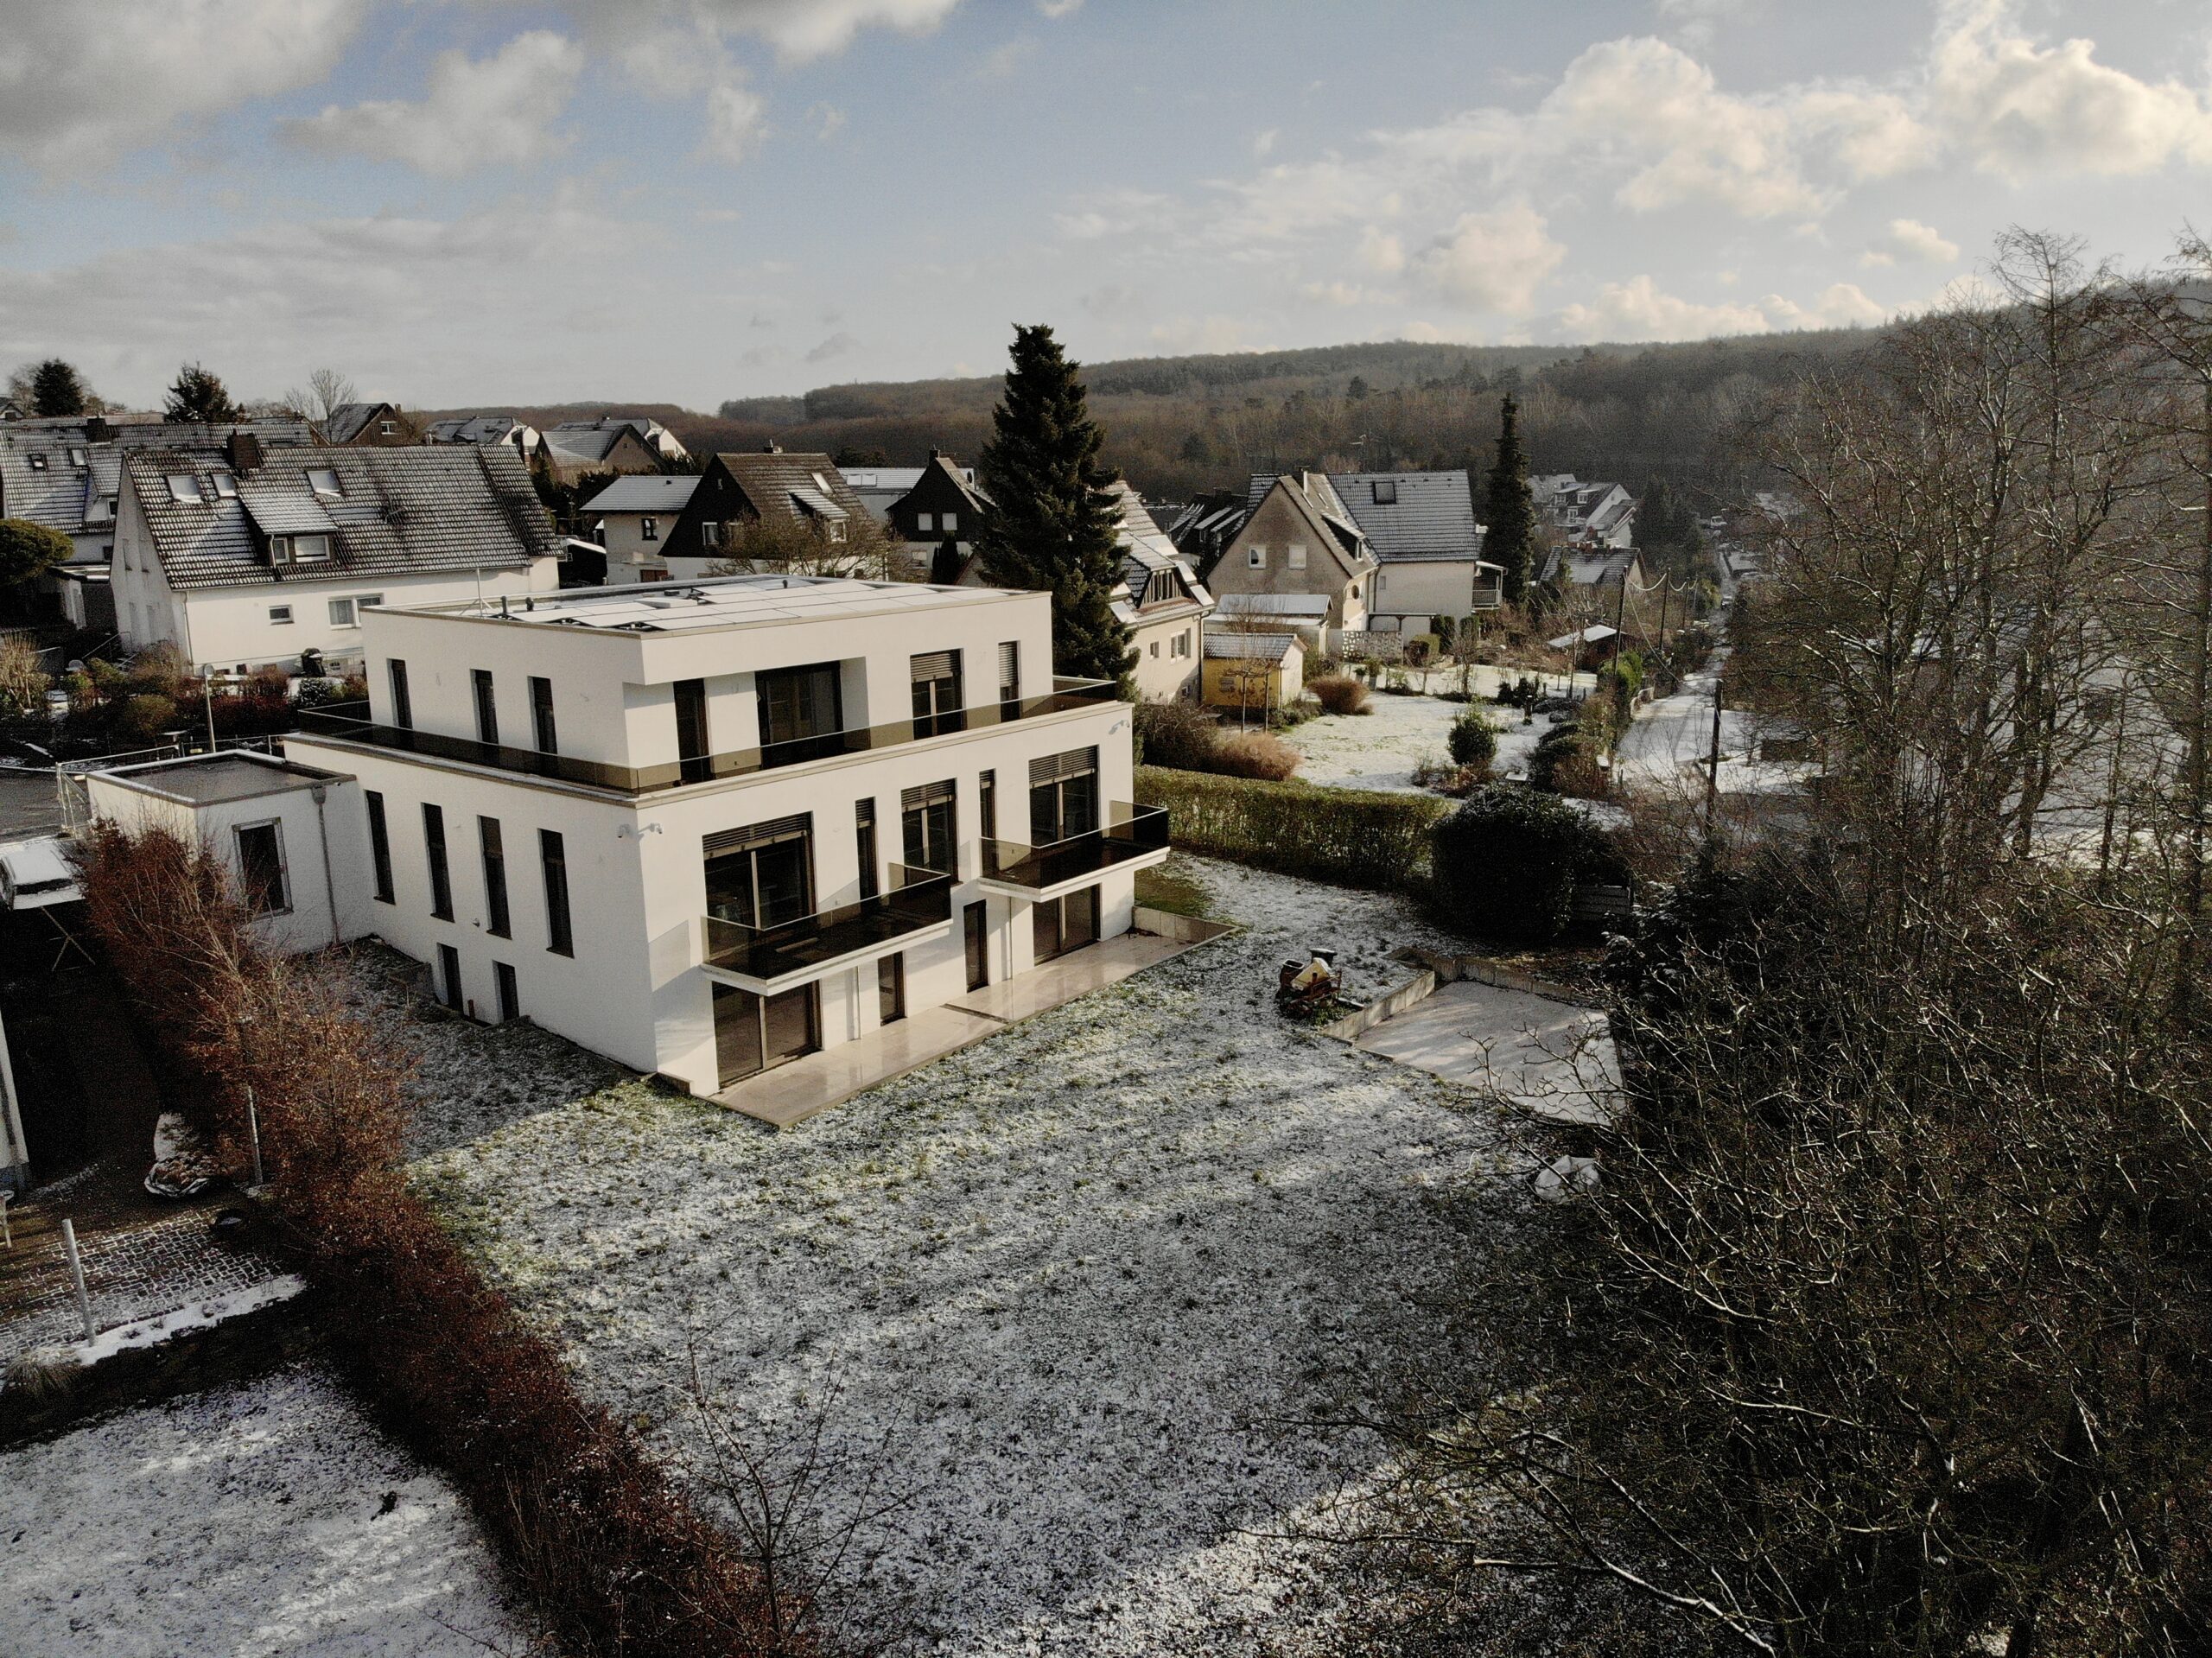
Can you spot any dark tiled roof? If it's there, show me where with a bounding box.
[717,451,874,526]
[1205,632,1300,661]
[320,403,395,444]
[125,444,557,590]
[543,426,630,465]
[1327,470,1484,563]
[0,420,309,539]
[582,474,699,514]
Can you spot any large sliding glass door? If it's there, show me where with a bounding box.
[1028,747,1099,843]
[704,816,813,930]
[1033,885,1099,961]
[712,981,819,1088]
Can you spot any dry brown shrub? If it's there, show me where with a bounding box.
[1211,730,1300,780]
[1307,674,1371,715]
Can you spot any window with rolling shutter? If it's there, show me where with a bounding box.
[911,650,963,736]
[1028,747,1097,786]
[996,641,1020,706]
[901,780,957,874]
[703,815,814,929]
[1029,747,1098,842]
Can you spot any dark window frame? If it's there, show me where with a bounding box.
[365,789,395,905]
[472,669,499,746]
[423,804,454,920]
[530,676,557,754]
[479,816,511,938]
[388,658,413,729]
[540,829,574,956]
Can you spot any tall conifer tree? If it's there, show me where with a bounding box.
[976,325,1134,692]
[163,362,239,424]
[1483,394,1540,606]
[28,359,91,417]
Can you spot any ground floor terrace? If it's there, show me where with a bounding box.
[383,853,1579,1655]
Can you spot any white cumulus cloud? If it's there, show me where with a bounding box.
[1557,275,1886,340]
[1860,217,1960,267]
[1410,203,1566,314]
[0,0,369,170]
[1928,0,2212,181]
[284,31,584,175]
[701,81,768,162]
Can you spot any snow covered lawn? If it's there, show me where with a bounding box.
[1285,690,1561,792]
[0,1365,541,1657]
[402,855,1536,1655]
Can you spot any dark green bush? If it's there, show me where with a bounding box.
[1446,712,1497,769]
[1135,765,1447,891]
[1134,700,1221,772]
[1428,785,1623,943]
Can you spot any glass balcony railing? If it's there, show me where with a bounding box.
[701,863,952,985]
[978,802,1170,895]
[293,678,1121,795]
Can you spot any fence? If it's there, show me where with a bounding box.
[50,736,279,834]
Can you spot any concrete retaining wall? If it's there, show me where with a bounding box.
[1132,905,1237,946]
[1399,945,1604,1007]
[1319,969,1438,1042]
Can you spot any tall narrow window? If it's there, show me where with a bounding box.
[388,659,413,729]
[494,961,520,1023]
[540,829,574,956]
[855,798,879,902]
[530,677,557,753]
[473,670,499,746]
[423,804,454,920]
[674,677,710,784]
[911,650,963,738]
[901,780,957,876]
[979,769,997,842]
[479,816,510,938]
[365,791,395,904]
[233,823,289,915]
[997,641,1020,711]
[878,954,906,1025]
[437,944,463,1013]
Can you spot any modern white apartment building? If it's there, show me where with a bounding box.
[283,575,1166,1102]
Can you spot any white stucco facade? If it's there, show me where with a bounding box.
[282,576,1160,1099]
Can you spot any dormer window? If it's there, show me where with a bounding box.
[166,473,202,503]
[378,420,397,435]
[307,467,342,498]
[267,533,332,566]
[210,472,238,498]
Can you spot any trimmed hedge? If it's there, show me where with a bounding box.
[1135,764,1449,892]
[1430,785,1625,943]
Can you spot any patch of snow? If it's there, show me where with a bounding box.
[48,1274,306,1371]
[1287,691,1562,793]
[0,1364,542,1657]
[404,854,1535,1655]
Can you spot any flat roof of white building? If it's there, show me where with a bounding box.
[385,574,1029,636]
[93,751,349,805]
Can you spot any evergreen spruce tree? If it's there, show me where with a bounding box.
[975,324,1135,692]
[28,359,91,417]
[163,361,239,423]
[1482,393,1540,605]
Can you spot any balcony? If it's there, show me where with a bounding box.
[976,803,1171,899]
[701,863,953,993]
[292,677,1122,796]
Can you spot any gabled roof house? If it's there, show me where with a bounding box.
[112,438,562,672]
[1106,484,1212,702]
[320,402,412,446]
[1206,471,1378,637]
[658,448,878,578]
[1327,469,1503,627]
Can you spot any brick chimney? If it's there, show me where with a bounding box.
[226,430,264,472]
[85,416,112,443]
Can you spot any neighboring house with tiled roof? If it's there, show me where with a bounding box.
[423,415,543,461]
[320,402,412,446]
[883,453,992,584]
[1325,469,1503,631]
[658,448,878,578]
[1535,475,1637,549]
[1164,491,1248,572]
[538,422,664,485]
[1541,544,1652,594]
[547,416,688,463]
[2,416,312,627]
[112,437,561,671]
[1105,483,1212,702]
[1206,471,1377,638]
[579,473,701,581]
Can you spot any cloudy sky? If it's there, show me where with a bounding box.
[3,0,2209,410]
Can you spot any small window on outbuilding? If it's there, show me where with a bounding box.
[234,822,290,915]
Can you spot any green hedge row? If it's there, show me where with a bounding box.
[1135,764,1450,893]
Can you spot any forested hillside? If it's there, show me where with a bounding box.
[418,325,1878,505]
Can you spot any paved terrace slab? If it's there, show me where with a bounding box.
[711,925,1223,1129]
[1353,979,1621,1125]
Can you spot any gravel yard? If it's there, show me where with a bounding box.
[391,854,1544,1655]
[0,1365,541,1657]
[1285,690,1560,793]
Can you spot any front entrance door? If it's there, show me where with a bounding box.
[963,900,989,991]
[713,981,820,1089]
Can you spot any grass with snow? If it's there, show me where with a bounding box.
[0,1365,543,1657]
[393,855,1539,1655]
[1285,689,1560,794]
